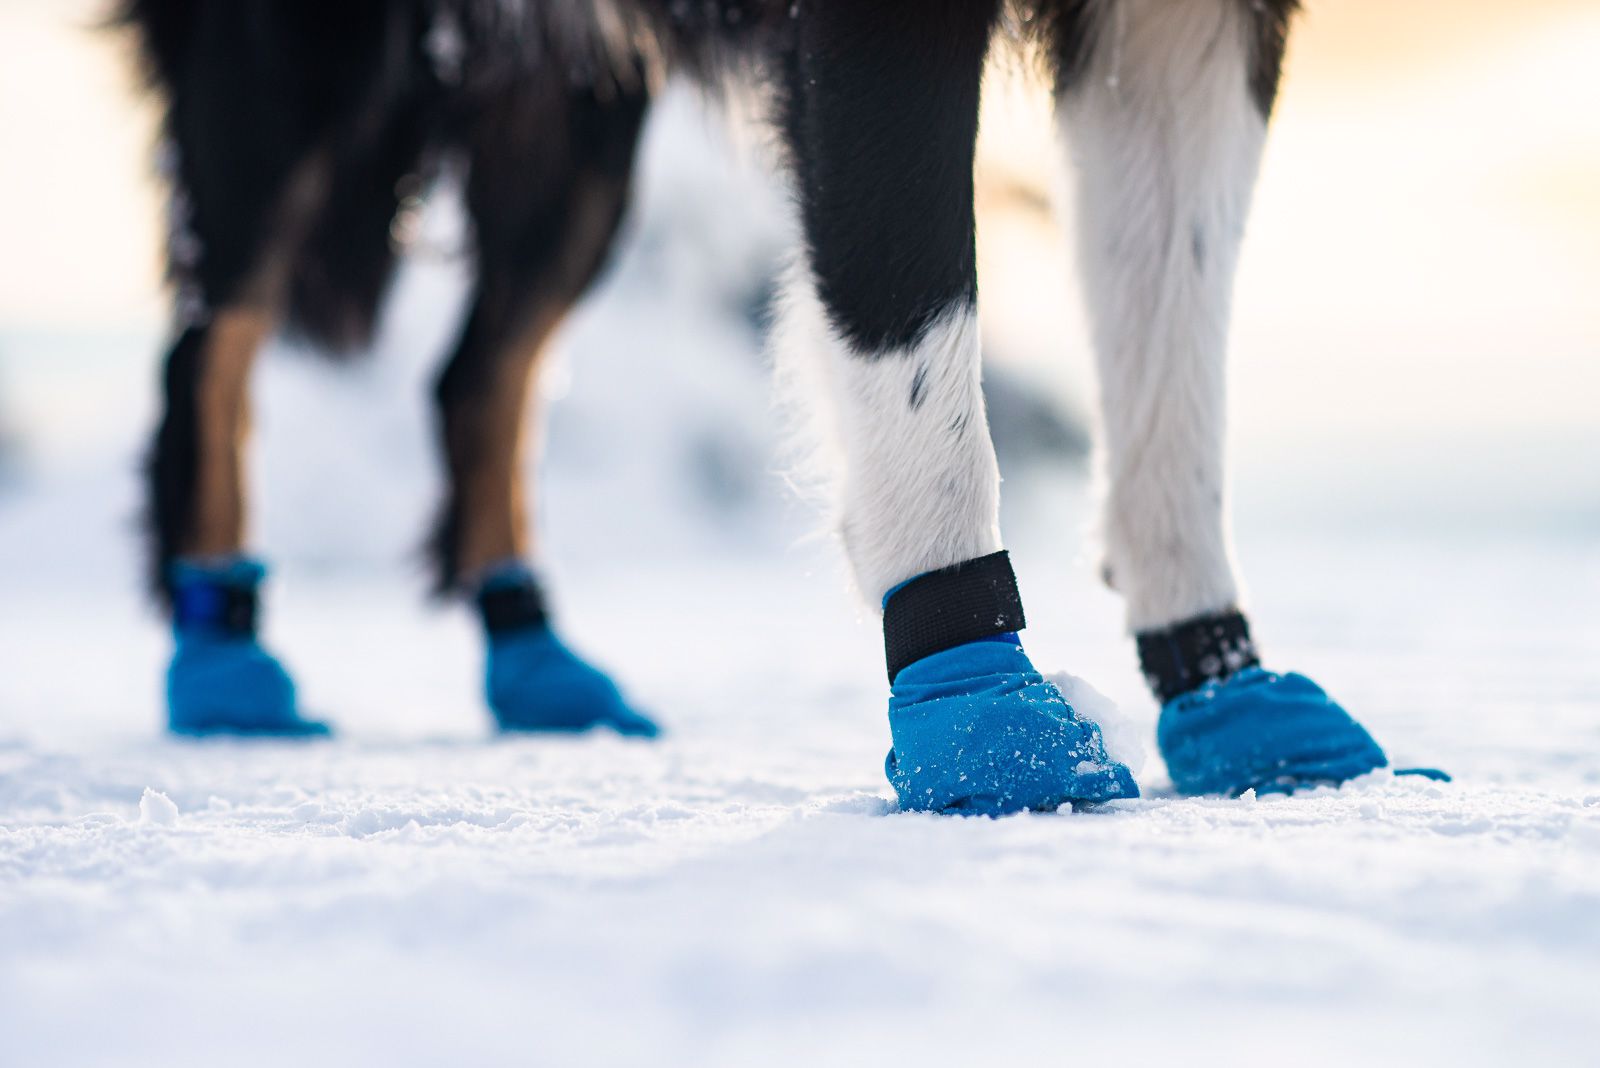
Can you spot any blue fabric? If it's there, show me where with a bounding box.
[1158,667,1388,796]
[886,639,1139,815]
[476,560,658,737]
[167,558,330,738]
[1394,767,1452,782]
[486,627,660,737]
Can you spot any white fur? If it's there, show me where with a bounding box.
[1058,0,1267,632]
[772,266,1003,603]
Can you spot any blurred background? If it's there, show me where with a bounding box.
[0,0,1596,740]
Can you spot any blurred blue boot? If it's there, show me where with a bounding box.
[1157,667,1389,795]
[477,562,659,738]
[166,557,330,738]
[887,637,1140,815]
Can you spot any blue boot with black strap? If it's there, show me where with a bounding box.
[1139,610,1446,795]
[166,556,330,738]
[881,550,1139,815]
[474,561,660,737]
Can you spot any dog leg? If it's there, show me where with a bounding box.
[186,310,268,559]
[1056,0,1401,793]
[431,73,657,737]
[152,306,328,737]
[146,88,332,733]
[777,0,1136,813]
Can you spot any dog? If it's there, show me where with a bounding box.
[121,0,1415,812]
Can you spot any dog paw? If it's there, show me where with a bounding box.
[1158,668,1391,796]
[487,629,660,738]
[885,639,1139,815]
[167,637,330,738]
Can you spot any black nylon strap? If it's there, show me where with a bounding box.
[173,583,258,637]
[477,580,549,635]
[1135,609,1260,703]
[882,550,1026,683]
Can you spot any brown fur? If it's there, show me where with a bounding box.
[184,308,270,558]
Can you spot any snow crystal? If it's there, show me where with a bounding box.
[138,788,179,827]
[1049,668,1146,776]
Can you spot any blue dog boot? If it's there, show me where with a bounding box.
[881,552,1139,815]
[887,639,1140,814]
[477,562,659,738]
[1139,610,1389,795]
[1158,668,1388,795]
[166,557,329,738]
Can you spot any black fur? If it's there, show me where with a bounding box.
[1246,0,1299,117]
[908,364,929,411]
[1042,0,1298,116]
[126,2,472,347]
[1041,0,1099,96]
[780,0,1001,357]
[144,325,205,600]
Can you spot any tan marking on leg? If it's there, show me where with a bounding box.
[184,308,273,558]
[174,153,326,563]
[453,315,558,581]
[449,175,630,585]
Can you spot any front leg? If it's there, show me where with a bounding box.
[778,0,1136,814]
[1055,0,1400,794]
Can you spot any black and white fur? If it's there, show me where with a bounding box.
[772,0,1293,648]
[122,0,1296,698]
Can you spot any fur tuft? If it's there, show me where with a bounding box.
[769,257,847,531]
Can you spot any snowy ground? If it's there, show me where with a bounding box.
[4,445,1598,1066]
[4,215,1600,1068]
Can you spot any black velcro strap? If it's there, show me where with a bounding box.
[477,580,549,635]
[1135,610,1260,703]
[173,582,258,637]
[217,585,260,636]
[883,551,1026,683]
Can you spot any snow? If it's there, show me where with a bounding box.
[5,488,1597,1066]
[1049,669,1147,775]
[2,87,1599,1068]
[136,786,178,827]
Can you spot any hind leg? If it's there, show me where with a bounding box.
[147,95,329,736]
[431,74,656,737]
[152,309,328,737]
[1053,0,1403,793]
[777,0,1135,813]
